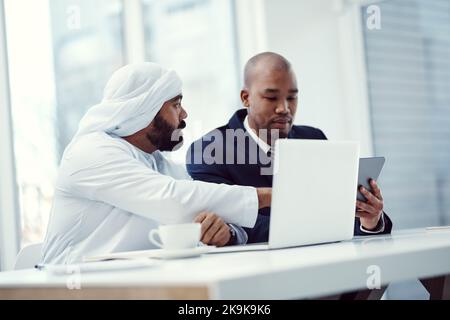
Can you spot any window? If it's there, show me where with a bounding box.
[4,0,125,247]
[362,0,450,228]
[4,0,241,249]
[142,0,241,162]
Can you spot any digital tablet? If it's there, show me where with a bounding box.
[357,157,385,201]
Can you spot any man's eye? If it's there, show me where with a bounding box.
[264,97,277,101]
[287,96,297,101]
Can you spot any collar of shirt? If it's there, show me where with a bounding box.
[243,116,271,155]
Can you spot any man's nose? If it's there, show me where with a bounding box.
[180,106,188,120]
[276,100,289,114]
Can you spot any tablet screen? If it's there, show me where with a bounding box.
[357,157,385,201]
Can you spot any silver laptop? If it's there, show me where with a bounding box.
[210,139,359,253]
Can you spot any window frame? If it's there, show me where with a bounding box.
[123,0,145,63]
[0,0,21,271]
[335,0,382,156]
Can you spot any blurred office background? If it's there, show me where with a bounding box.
[0,0,449,298]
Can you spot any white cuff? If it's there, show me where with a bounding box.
[360,212,385,234]
[228,224,248,245]
[237,186,259,228]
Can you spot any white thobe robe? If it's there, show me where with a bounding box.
[41,132,258,264]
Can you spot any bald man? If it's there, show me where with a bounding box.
[186,52,392,244]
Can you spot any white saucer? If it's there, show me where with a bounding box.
[154,246,214,259]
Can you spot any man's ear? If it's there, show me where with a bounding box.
[240,89,250,108]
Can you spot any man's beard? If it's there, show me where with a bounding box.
[147,113,186,152]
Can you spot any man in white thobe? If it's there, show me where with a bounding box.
[41,63,271,264]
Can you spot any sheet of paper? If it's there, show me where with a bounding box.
[36,259,159,275]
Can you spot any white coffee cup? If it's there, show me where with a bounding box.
[148,223,201,250]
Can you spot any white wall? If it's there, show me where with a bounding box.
[236,0,374,156]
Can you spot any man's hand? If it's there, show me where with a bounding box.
[256,188,272,209]
[356,179,384,230]
[194,212,231,247]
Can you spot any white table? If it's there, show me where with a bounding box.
[1,228,450,299]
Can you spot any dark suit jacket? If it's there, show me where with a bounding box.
[186,109,392,243]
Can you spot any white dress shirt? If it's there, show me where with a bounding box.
[243,116,271,154]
